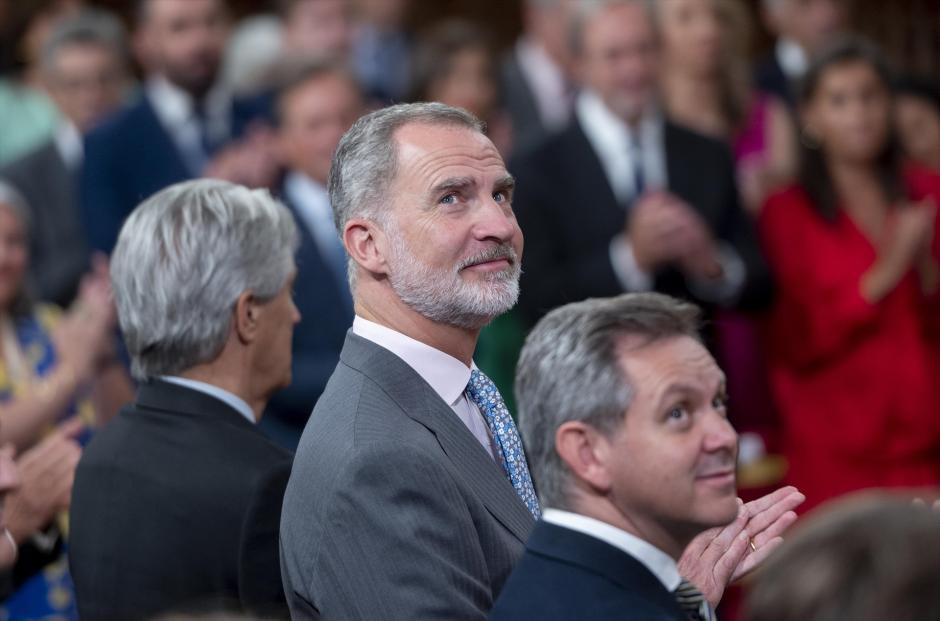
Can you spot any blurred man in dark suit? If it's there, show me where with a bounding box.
[501,0,577,155]
[80,0,278,254]
[0,10,129,305]
[756,0,846,108]
[490,293,804,621]
[264,60,362,448]
[69,180,299,621]
[511,0,771,326]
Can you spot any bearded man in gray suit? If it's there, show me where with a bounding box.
[279,102,801,620]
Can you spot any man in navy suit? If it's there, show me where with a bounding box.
[81,0,276,254]
[489,293,805,621]
[264,60,363,447]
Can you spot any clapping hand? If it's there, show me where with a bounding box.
[678,486,805,608]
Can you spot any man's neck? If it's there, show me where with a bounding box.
[355,295,480,366]
[179,365,264,421]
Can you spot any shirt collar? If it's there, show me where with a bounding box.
[146,75,231,135]
[776,38,809,79]
[285,171,330,210]
[576,89,662,156]
[54,121,82,171]
[541,508,682,592]
[352,316,474,407]
[159,375,256,424]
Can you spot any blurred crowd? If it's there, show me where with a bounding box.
[0,0,937,618]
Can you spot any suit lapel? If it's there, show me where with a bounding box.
[527,521,687,618]
[564,120,622,212]
[340,332,535,543]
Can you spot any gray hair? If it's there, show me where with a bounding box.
[328,102,484,285]
[569,0,656,57]
[515,292,701,509]
[40,9,128,77]
[111,180,299,381]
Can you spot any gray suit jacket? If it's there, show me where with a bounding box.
[0,139,88,305]
[280,331,535,620]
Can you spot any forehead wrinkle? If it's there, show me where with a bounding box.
[397,140,506,189]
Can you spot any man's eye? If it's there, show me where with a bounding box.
[493,191,506,203]
[712,395,729,410]
[440,194,457,205]
[667,407,688,421]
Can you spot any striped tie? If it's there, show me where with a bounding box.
[674,578,716,621]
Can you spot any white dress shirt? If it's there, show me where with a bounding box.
[776,38,809,80]
[146,75,232,175]
[576,89,746,304]
[351,316,497,459]
[515,38,573,132]
[160,375,256,424]
[284,171,343,259]
[542,508,681,591]
[54,121,82,172]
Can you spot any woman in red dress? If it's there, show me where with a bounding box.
[760,39,940,513]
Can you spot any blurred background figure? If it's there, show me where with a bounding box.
[742,494,940,621]
[895,77,940,174]
[755,0,847,108]
[1,10,130,307]
[264,60,362,449]
[0,0,84,166]
[0,182,131,620]
[409,19,512,155]
[760,39,940,513]
[81,0,278,255]
[281,0,353,62]
[658,0,796,215]
[351,0,412,103]
[500,0,577,155]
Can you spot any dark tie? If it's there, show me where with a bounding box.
[674,579,715,621]
[630,133,645,197]
[465,369,541,519]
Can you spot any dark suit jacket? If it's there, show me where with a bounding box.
[488,521,688,621]
[755,54,796,110]
[265,189,352,438]
[501,51,564,157]
[80,91,268,253]
[0,139,88,305]
[69,380,292,621]
[280,332,535,620]
[510,117,772,324]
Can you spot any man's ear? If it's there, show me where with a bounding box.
[555,421,614,494]
[233,291,259,345]
[344,218,390,278]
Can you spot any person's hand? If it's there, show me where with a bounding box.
[882,198,935,272]
[628,192,720,278]
[203,124,281,189]
[0,444,20,569]
[3,419,83,544]
[677,486,805,608]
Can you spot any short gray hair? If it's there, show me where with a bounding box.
[40,9,128,77]
[569,0,656,57]
[328,102,484,284]
[111,180,299,381]
[515,292,701,509]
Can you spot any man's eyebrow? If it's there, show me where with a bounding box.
[494,175,516,192]
[430,177,475,195]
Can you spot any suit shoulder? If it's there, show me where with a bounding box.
[85,96,152,145]
[0,139,55,180]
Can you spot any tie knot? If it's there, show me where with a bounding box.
[675,579,707,620]
[466,369,497,404]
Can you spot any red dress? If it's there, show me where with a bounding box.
[759,167,940,512]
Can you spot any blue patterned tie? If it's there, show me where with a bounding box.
[466,369,541,519]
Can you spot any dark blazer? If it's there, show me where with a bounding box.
[510,117,772,324]
[265,189,352,442]
[488,521,688,621]
[755,53,796,110]
[0,139,88,305]
[280,332,535,620]
[80,91,268,253]
[501,51,564,157]
[69,380,292,621]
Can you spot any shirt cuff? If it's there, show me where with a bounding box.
[686,243,746,306]
[609,234,653,292]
